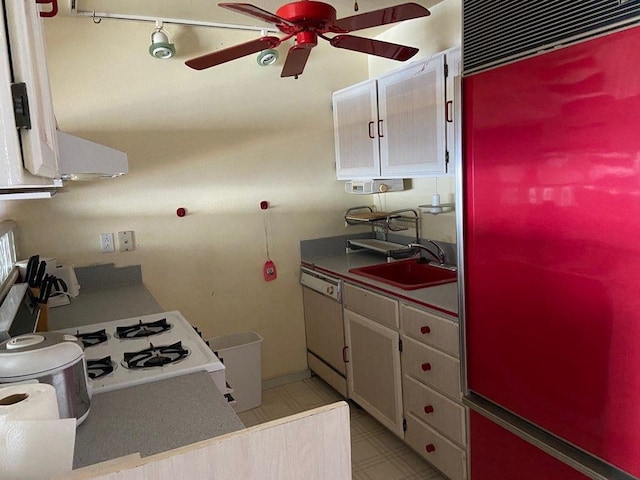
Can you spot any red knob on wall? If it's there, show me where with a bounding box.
[425,444,436,453]
[176,207,187,217]
[420,326,431,334]
[424,405,434,414]
[421,362,432,371]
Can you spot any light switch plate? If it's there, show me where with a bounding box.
[118,231,135,252]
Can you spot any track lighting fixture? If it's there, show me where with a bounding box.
[257,49,279,66]
[149,21,175,59]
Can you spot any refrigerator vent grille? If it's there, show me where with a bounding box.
[463,0,640,74]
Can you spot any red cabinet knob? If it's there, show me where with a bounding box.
[425,444,436,453]
[420,326,431,334]
[421,362,432,371]
[424,405,434,414]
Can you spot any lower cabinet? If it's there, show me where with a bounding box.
[405,412,467,480]
[344,308,404,438]
[340,282,468,479]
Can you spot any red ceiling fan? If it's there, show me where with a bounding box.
[185,1,431,78]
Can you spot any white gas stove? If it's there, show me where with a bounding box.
[58,311,226,395]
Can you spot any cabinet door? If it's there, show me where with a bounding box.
[344,309,404,437]
[445,48,462,172]
[378,55,446,177]
[333,80,381,180]
[5,0,58,179]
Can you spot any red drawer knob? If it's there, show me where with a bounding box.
[424,405,434,414]
[420,326,431,334]
[421,362,432,371]
[425,444,436,453]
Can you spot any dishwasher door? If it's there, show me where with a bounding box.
[301,269,347,397]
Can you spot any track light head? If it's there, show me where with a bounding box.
[149,22,175,59]
[257,49,279,66]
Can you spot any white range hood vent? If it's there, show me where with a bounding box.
[56,130,128,181]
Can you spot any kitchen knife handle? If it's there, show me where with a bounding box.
[421,362,432,372]
[420,326,431,334]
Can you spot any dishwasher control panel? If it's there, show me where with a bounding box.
[300,268,342,303]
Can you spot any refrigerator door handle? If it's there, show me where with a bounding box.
[463,393,637,480]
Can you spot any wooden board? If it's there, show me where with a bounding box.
[60,402,352,480]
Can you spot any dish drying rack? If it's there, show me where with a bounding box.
[344,206,419,258]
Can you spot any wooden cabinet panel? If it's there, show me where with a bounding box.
[403,375,466,447]
[344,309,403,438]
[333,80,380,180]
[333,55,448,180]
[343,283,399,329]
[401,303,459,357]
[402,336,461,400]
[378,55,446,177]
[405,412,467,480]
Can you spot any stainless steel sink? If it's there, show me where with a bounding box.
[349,259,457,290]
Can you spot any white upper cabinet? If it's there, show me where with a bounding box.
[444,47,462,171]
[0,0,60,191]
[333,80,381,179]
[333,54,448,180]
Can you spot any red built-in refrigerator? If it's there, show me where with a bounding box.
[464,24,640,479]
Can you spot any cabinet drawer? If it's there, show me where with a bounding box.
[403,375,466,447]
[401,304,459,357]
[343,283,399,329]
[402,336,461,400]
[405,412,467,480]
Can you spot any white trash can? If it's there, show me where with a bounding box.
[208,331,263,413]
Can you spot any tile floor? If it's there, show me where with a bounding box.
[238,376,447,480]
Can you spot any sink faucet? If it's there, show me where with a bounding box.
[408,241,446,265]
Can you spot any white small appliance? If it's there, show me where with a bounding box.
[344,179,405,194]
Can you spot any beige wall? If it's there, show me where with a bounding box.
[0,0,461,381]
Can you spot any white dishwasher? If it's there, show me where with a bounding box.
[300,268,347,397]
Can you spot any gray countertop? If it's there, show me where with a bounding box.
[74,371,244,468]
[302,249,459,318]
[46,263,244,470]
[48,284,165,330]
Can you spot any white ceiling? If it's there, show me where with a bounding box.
[68,0,444,31]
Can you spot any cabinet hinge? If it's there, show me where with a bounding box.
[11,83,32,129]
[399,338,403,352]
[403,418,407,432]
[444,63,449,78]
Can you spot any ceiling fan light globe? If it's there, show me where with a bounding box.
[149,42,176,59]
[257,49,279,66]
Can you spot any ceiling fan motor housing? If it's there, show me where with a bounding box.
[275,1,337,33]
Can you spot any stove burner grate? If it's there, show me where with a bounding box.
[76,329,109,348]
[115,318,172,339]
[122,341,189,369]
[87,356,115,380]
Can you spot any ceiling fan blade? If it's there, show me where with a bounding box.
[332,3,430,32]
[186,36,281,70]
[281,44,312,77]
[219,3,295,27]
[330,35,418,61]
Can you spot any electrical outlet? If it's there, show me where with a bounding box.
[100,233,115,253]
[118,231,135,252]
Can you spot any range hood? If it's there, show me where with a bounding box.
[56,130,128,181]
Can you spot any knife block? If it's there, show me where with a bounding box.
[30,287,49,332]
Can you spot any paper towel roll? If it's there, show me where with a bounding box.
[0,384,76,480]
